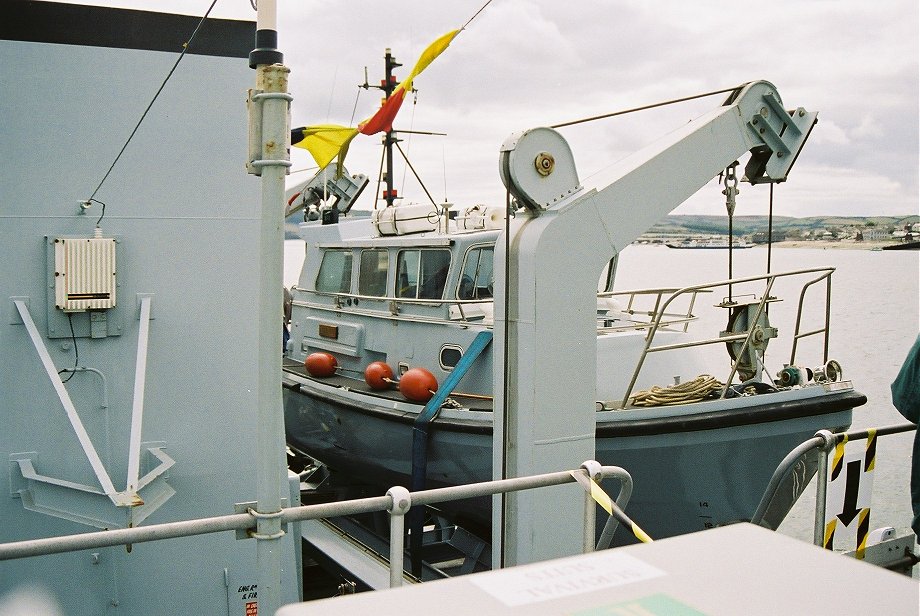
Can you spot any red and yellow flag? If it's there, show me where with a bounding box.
[290,125,360,171]
[292,29,459,171]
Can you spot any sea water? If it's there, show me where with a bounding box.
[283,239,920,541]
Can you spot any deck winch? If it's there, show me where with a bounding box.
[777,359,843,387]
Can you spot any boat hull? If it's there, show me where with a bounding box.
[283,372,863,544]
[881,240,920,250]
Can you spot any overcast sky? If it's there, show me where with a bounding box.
[63,1,918,218]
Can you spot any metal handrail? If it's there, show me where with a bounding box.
[291,286,494,308]
[790,268,834,364]
[596,288,711,334]
[810,423,916,548]
[618,266,836,408]
[0,462,632,589]
[291,288,495,323]
[294,268,835,410]
[294,284,709,330]
[750,423,917,546]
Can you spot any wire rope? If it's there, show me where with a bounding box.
[399,91,419,195]
[550,85,742,129]
[394,141,437,208]
[462,0,495,30]
[87,0,219,221]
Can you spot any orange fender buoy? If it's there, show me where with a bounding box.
[305,352,337,378]
[399,367,438,403]
[364,361,394,390]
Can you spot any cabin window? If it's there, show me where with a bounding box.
[439,345,463,370]
[458,246,494,300]
[396,249,451,300]
[316,249,352,293]
[358,249,388,296]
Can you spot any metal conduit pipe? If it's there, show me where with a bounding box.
[64,366,109,409]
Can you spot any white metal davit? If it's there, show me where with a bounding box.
[494,81,818,566]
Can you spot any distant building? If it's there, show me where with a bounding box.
[752,230,786,243]
[862,228,891,241]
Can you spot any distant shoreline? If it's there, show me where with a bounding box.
[636,239,916,250]
[767,240,912,250]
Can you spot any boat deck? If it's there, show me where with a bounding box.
[282,358,493,412]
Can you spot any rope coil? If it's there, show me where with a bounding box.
[630,375,723,407]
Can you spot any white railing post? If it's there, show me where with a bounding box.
[580,461,602,553]
[387,486,411,587]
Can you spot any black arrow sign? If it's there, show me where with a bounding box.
[837,459,862,526]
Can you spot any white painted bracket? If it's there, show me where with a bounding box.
[126,294,153,498]
[12,299,120,502]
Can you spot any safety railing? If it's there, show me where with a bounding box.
[617,266,835,408]
[789,268,834,365]
[751,423,917,549]
[291,288,496,324]
[0,462,633,589]
[596,287,710,334]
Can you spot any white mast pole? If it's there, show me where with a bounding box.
[248,1,289,614]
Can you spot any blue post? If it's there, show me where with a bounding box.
[408,330,492,574]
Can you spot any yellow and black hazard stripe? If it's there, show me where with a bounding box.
[825,434,849,549]
[824,518,836,550]
[864,428,877,472]
[855,508,871,559]
[825,432,876,553]
[830,433,849,481]
[570,470,653,544]
[853,430,877,558]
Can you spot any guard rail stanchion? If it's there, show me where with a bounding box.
[813,430,835,546]
[581,461,603,553]
[387,486,411,588]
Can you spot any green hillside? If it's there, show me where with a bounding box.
[648,214,919,236]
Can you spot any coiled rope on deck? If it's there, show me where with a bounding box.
[630,375,723,407]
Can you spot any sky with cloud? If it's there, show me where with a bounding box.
[60,1,919,217]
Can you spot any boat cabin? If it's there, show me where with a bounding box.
[286,202,701,404]
[288,207,503,398]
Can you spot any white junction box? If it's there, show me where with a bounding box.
[54,236,117,311]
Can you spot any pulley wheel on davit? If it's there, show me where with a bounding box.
[724,306,773,382]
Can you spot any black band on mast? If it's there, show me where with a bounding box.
[249,28,283,68]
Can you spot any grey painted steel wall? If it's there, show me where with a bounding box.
[1,33,298,616]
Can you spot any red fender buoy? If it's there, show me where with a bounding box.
[399,367,438,403]
[364,361,394,390]
[304,352,337,378]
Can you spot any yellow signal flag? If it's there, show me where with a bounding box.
[291,125,360,171]
[291,29,460,172]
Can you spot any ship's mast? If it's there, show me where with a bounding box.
[382,48,401,207]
